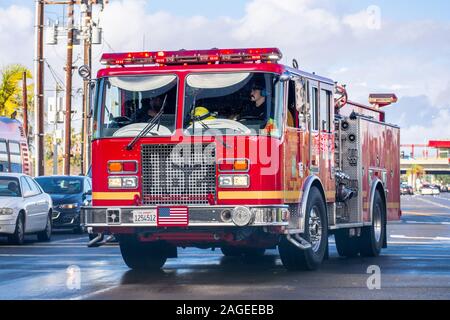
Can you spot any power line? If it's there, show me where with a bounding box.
[103,36,116,53]
[44,59,65,89]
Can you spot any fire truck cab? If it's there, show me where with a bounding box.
[82,48,401,271]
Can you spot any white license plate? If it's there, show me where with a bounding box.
[133,210,157,224]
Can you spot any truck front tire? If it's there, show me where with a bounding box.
[119,236,172,271]
[279,187,328,271]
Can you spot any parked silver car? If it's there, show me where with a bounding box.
[0,173,53,244]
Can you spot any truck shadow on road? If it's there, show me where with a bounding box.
[120,254,282,285]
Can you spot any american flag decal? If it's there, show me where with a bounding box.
[157,207,189,227]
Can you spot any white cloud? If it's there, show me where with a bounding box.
[401,109,450,144]
[0,5,34,67]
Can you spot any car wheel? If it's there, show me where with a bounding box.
[37,213,52,242]
[8,213,25,245]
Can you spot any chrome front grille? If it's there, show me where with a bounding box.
[141,144,216,205]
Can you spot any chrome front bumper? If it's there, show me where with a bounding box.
[81,205,290,228]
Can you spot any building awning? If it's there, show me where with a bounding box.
[428,140,450,148]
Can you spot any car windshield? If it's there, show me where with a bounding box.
[0,177,21,197]
[183,72,284,137]
[35,178,82,195]
[94,75,178,138]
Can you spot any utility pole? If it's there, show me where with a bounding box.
[63,0,75,176]
[81,0,92,175]
[43,0,106,176]
[22,72,29,139]
[34,0,45,176]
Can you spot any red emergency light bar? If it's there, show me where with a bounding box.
[100,48,282,66]
[369,93,398,108]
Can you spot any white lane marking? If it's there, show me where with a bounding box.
[384,254,450,258]
[70,286,120,300]
[388,241,450,245]
[435,195,450,202]
[405,221,450,225]
[415,197,450,210]
[390,235,450,241]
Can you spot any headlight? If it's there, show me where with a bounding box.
[122,177,138,188]
[219,175,249,188]
[108,177,122,188]
[0,208,14,215]
[108,176,138,189]
[59,203,79,210]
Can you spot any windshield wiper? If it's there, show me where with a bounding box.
[126,94,168,151]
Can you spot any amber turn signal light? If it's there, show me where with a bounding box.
[108,162,123,173]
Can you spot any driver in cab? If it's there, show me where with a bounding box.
[136,96,162,123]
[239,82,267,121]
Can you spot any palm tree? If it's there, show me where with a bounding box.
[406,164,425,191]
[0,64,33,118]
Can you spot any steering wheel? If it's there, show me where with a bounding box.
[109,116,132,128]
[238,116,261,122]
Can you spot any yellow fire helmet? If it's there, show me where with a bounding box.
[193,106,216,121]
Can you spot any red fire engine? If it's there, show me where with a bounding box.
[82,48,401,271]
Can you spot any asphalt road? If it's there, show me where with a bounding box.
[0,194,449,300]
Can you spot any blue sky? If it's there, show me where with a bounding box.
[4,0,450,22]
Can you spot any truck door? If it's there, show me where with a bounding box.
[309,80,320,176]
[307,80,335,201]
[318,84,335,202]
[284,76,309,204]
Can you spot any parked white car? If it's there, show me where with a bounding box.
[421,185,440,196]
[0,173,53,244]
[432,187,441,195]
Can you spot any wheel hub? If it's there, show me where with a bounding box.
[309,207,322,252]
[373,205,382,243]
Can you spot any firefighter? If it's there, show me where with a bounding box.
[239,81,278,132]
[136,96,161,122]
[192,106,217,122]
[239,81,267,120]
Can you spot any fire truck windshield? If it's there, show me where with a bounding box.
[183,72,283,137]
[95,75,178,138]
